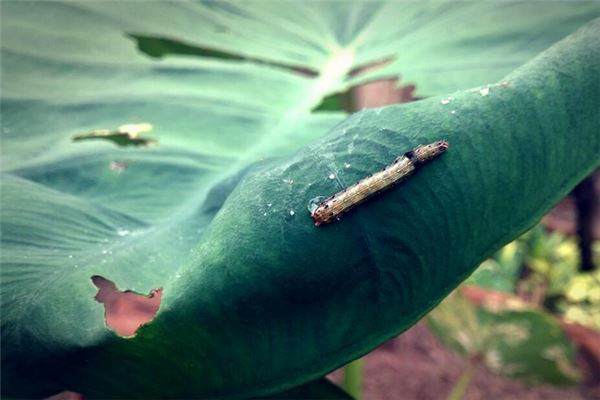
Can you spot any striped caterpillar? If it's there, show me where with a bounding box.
[310,140,449,226]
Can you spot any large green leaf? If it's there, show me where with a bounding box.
[1,1,599,398]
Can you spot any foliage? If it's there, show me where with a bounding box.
[559,267,600,330]
[1,1,600,398]
[427,290,581,385]
[522,226,581,298]
[449,226,599,392]
[468,240,525,293]
[470,224,600,329]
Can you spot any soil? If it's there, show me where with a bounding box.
[329,322,600,400]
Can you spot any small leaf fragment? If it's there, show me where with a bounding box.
[73,123,156,147]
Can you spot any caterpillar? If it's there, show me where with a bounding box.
[310,140,449,226]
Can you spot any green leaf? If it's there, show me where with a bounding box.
[1,1,600,398]
[523,226,580,296]
[342,359,364,400]
[428,291,581,385]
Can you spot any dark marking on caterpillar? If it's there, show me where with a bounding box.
[310,140,449,226]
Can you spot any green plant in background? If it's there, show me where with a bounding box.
[520,226,581,303]
[1,1,600,398]
[469,225,582,299]
[435,225,599,398]
[516,226,599,330]
[470,224,600,327]
[468,240,526,293]
[526,231,600,330]
[427,290,581,389]
[342,359,364,400]
[559,259,600,330]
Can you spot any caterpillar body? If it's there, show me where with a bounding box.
[310,140,449,226]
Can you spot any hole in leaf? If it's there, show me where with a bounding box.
[312,79,418,113]
[131,34,245,61]
[129,34,318,77]
[72,123,156,147]
[312,58,420,112]
[91,275,162,337]
[352,79,417,110]
[313,92,350,112]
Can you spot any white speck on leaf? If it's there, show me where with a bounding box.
[118,123,152,135]
[289,210,295,216]
[344,163,351,169]
[441,96,455,105]
[109,161,128,173]
[117,229,130,237]
[480,87,490,96]
[328,173,336,180]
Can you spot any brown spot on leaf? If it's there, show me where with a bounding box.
[91,275,162,337]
